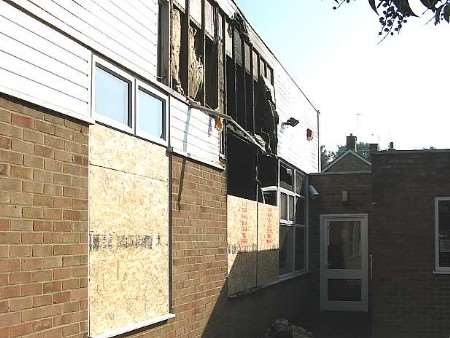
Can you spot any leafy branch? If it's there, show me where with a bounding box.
[333,0,450,39]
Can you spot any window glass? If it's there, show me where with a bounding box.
[280,164,293,191]
[295,227,306,271]
[295,198,305,225]
[295,171,304,195]
[328,221,362,270]
[263,190,277,206]
[280,193,288,220]
[438,200,450,268]
[289,195,295,222]
[279,226,294,275]
[95,66,131,126]
[137,87,165,141]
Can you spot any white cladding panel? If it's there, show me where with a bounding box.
[170,98,222,168]
[12,0,159,80]
[0,1,91,120]
[275,67,319,174]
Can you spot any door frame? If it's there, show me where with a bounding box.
[320,214,369,312]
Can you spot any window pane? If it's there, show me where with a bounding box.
[137,88,165,140]
[328,279,362,301]
[328,221,362,270]
[95,66,130,126]
[279,226,294,275]
[439,200,450,267]
[280,164,293,191]
[263,191,277,206]
[295,198,305,225]
[289,195,295,222]
[295,171,304,195]
[295,227,305,271]
[280,193,287,220]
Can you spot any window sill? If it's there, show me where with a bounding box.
[227,271,311,299]
[90,313,175,338]
[433,270,450,275]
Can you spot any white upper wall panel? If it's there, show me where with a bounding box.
[0,1,91,120]
[11,0,159,80]
[170,97,222,169]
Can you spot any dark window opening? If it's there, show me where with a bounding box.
[227,133,257,200]
[157,0,170,85]
[205,36,218,108]
[258,155,278,188]
[226,55,236,118]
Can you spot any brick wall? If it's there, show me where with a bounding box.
[0,95,89,338]
[371,151,450,338]
[126,155,311,338]
[308,173,372,316]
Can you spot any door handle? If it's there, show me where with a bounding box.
[369,254,374,280]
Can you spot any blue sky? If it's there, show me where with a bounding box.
[235,0,450,151]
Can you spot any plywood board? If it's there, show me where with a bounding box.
[257,203,280,287]
[89,125,169,337]
[227,196,258,296]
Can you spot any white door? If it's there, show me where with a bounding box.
[320,214,368,312]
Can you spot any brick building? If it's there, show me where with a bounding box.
[310,137,450,338]
[0,1,318,337]
[0,1,449,338]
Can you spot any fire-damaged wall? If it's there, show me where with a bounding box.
[88,125,170,337]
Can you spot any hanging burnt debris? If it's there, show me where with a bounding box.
[188,25,204,101]
[255,76,279,154]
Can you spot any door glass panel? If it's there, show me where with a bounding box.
[295,227,305,271]
[328,279,362,301]
[328,221,361,270]
[279,226,294,275]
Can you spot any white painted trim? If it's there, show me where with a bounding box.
[92,55,135,134]
[434,197,450,274]
[320,214,369,312]
[0,84,94,125]
[322,150,371,173]
[90,313,175,338]
[135,80,169,147]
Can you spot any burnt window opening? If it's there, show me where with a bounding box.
[158,0,170,85]
[227,133,257,200]
[226,55,236,118]
[255,75,279,154]
[205,36,218,108]
[171,6,188,95]
[258,155,278,188]
[188,23,204,102]
[244,42,254,132]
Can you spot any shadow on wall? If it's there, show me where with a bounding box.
[201,250,314,338]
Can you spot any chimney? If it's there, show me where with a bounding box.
[346,134,357,152]
[369,143,379,162]
[388,142,395,151]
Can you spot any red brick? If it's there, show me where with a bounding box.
[11,114,33,128]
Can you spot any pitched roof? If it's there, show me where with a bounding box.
[322,150,372,173]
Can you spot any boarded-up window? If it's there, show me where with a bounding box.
[89,125,170,337]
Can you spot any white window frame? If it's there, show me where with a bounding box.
[135,80,169,147]
[92,56,135,134]
[278,162,308,277]
[435,197,450,273]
